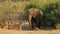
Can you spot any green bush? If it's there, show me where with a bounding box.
[24,2,41,10]
[42,2,60,28]
[42,3,57,22]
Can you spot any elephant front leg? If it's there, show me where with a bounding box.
[29,14,35,30]
[31,22,35,30]
[29,20,32,30]
[29,15,32,30]
[29,20,35,30]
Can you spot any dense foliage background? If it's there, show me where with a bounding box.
[0,0,60,29]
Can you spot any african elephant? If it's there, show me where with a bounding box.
[28,8,43,30]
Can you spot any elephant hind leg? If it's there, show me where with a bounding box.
[31,22,35,30]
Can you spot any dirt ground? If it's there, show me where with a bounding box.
[0,28,60,34]
[0,21,60,34]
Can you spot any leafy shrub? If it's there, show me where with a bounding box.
[42,2,60,28]
[24,2,41,10]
